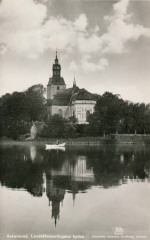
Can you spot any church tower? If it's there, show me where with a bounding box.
[47,51,66,100]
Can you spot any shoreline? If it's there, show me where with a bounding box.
[0,135,150,146]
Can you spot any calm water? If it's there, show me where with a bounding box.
[0,144,150,240]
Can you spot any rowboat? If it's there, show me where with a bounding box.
[45,143,66,150]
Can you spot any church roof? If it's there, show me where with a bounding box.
[52,96,70,106]
[48,76,65,85]
[49,87,95,106]
[72,89,95,101]
[57,86,79,96]
[49,86,79,106]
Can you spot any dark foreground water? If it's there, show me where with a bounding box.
[0,143,150,240]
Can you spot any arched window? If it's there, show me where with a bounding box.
[86,110,91,121]
[58,109,62,116]
[57,86,60,90]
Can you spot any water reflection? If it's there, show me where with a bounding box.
[46,178,65,227]
[0,144,150,226]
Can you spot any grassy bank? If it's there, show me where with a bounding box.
[0,134,150,145]
[0,136,113,146]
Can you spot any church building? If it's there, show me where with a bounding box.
[47,52,96,124]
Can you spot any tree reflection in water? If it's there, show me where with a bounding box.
[0,144,150,226]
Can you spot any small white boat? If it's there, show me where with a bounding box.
[45,143,66,150]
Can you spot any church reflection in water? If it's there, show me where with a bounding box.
[0,144,150,226]
[45,155,95,226]
[46,178,65,226]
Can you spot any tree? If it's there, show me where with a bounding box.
[89,92,125,136]
[0,92,30,138]
[41,114,66,138]
[0,84,47,139]
[41,114,77,138]
[119,101,150,134]
[87,92,150,135]
[25,84,47,121]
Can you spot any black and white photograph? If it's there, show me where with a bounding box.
[0,0,150,239]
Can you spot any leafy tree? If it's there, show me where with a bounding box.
[119,102,150,134]
[41,114,77,138]
[88,92,125,136]
[0,92,30,138]
[87,92,150,135]
[41,114,66,138]
[0,84,47,139]
[25,84,47,121]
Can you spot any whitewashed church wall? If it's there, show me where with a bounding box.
[51,105,68,118]
[47,84,66,99]
[74,102,96,124]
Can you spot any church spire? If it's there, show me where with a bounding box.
[73,74,76,88]
[55,49,58,64]
[52,50,61,77]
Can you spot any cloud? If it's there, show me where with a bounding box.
[0,0,88,57]
[0,0,150,72]
[69,60,78,71]
[69,56,108,73]
[74,13,88,31]
[43,17,78,51]
[113,0,130,18]
[0,0,47,58]
[102,0,150,53]
[0,43,7,55]
[77,34,103,54]
[81,55,108,73]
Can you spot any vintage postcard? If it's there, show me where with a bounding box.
[0,0,150,240]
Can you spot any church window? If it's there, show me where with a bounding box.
[57,86,60,90]
[86,110,90,121]
[58,109,62,116]
[77,113,81,120]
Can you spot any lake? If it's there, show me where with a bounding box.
[0,143,150,240]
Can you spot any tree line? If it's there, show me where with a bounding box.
[86,92,150,136]
[0,85,150,139]
[0,84,47,139]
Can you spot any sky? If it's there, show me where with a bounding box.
[0,0,150,103]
